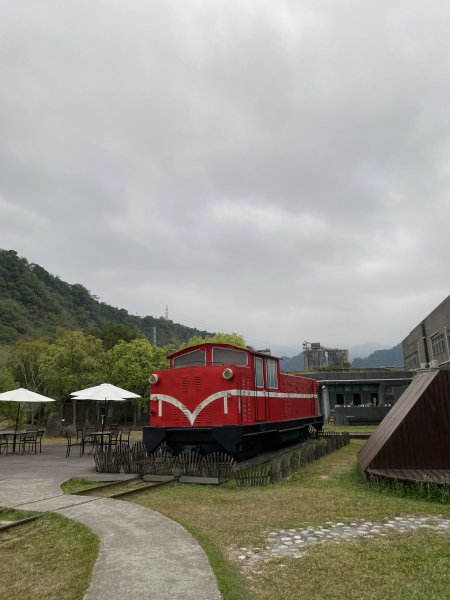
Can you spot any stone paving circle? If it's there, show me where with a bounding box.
[233,515,450,571]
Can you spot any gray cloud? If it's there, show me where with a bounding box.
[1,0,449,355]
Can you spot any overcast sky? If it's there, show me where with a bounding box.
[1,1,449,356]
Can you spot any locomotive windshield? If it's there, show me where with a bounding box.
[172,346,248,368]
[212,347,248,366]
[173,349,206,368]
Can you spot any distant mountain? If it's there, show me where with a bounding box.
[348,342,385,361]
[280,352,304,372]
[0,249,212,345]
[351,343,404,368]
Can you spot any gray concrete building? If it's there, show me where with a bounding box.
[308,368,414,424]
[312,369,413,410]
[303,342,349,370]
[402,295,450,369]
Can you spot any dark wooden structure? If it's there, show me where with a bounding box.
[357,370,450,484]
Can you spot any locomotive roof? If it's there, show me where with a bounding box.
[168,342,280,361]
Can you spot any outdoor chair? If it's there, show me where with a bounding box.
[21,430,39,454]
[35,429,44,453]
[108,429,121,449]
[64,429,84,457]
[82,427,98,453]
[119,427,132,449]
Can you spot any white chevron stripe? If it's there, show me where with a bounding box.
[151,389,317,425]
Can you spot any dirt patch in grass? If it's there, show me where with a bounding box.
[0,512,99,600]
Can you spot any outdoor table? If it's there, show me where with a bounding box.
[0,430,26,453]
[87,431,112,451]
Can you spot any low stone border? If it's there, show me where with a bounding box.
[233,515,450,571]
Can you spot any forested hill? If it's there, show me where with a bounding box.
[351,343,404,368]
[0,249,212,345]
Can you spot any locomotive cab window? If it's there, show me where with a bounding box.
[173,349,206,368]
[212,347,248,366]
[265,358,278,388]
[254,356,264,388]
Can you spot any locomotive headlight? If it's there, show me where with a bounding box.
[149,373,159,385]
[222,368,234,380]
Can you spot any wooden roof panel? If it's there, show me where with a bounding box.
[357,370,448,472]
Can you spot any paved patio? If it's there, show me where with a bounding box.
[0,445,221,600]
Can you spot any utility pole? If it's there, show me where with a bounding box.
[165,305,169,320]
[153,326,157,345]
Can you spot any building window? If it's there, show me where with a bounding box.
[431,333,445,356]
[405,352,418,368]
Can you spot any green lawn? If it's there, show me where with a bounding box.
[130,441,450,600]
[0,512,99,600]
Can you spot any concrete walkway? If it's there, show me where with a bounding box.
[0,446,221,599]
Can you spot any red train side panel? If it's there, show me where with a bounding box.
[143,343,323,458]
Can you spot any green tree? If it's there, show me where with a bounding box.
[89,322,139,350]
[108,339,172,425]
[0,365,20,427]
[11,338,49,392]
[181,332,246,349]
[39,330,107,424]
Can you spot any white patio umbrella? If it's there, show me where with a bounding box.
[0,387,56,435]
[71,383,140,400]
[70,383,140,431]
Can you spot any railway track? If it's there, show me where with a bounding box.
[72,477,175,498]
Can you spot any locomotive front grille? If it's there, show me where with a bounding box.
[181,375,203,394]
[171,405,190,426]
[196,405,212,425]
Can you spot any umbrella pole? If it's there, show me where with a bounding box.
[13,403,21,453]
[14,403,20,434]
[102,398,107,433]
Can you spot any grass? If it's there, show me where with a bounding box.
[253,532,450,600]
[129,441,450,600]
[0,512,99,600]
[60,478,107,494]
[0,507,40,522]
[324,424,378,433]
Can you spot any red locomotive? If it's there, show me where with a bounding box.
[143,343,323,458]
